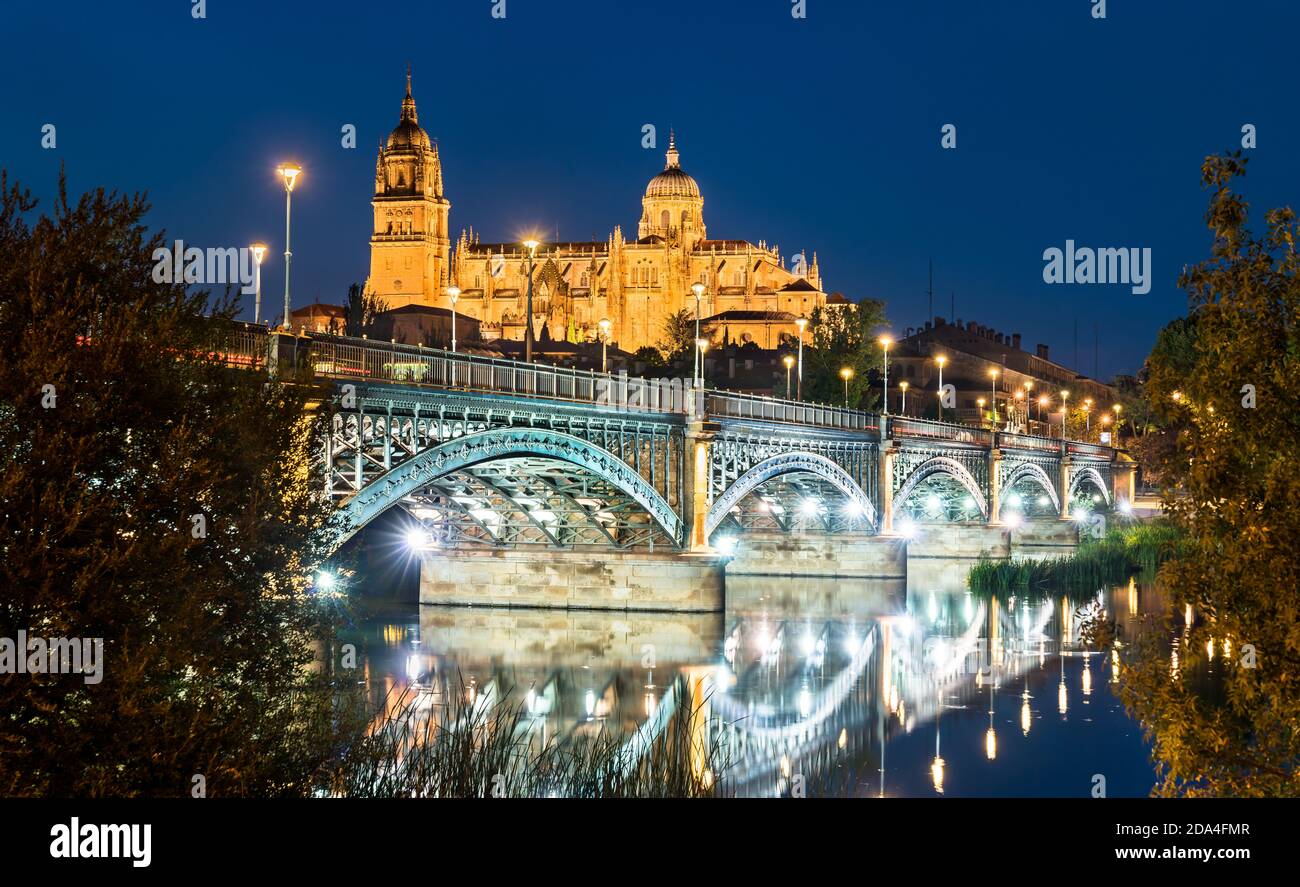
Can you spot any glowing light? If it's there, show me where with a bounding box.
[1003,511,1022,528]
[897,518,918,539]
[1118,498,1133,514]
[926,494,942,512]
[963,496,976,510]
[1020,693,1032,735]
[405,527,431,549]
[800,497,822,517]
[985,727,997,760]
[1057,680,1068,715]
[1037,496,1050,507]
[930,756,945,793]
[844,499,865,518]
[838,729,848,749]
[715,536,737,556]
[1082,659,1093,696]
[315,570,336,590]
[1006,493,1022,507]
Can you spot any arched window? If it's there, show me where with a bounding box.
[681,209,690,227]
[660,210,670,229]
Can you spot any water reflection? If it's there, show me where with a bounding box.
[345,576,1161,797]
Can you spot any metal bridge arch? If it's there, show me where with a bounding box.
[892,455,989,522]
[1000,462,1061,513]
[704,451,878,538]
[331,427,682,551]
[1068,465,1111,505]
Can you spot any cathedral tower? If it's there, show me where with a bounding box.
[638,132,706,250]
[366,71,451,308]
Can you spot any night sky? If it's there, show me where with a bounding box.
[4,0,1298,379]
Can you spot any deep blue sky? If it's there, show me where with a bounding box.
[4,0,1298,379]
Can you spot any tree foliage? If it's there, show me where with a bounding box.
[343,282,386,338]
[801,299,889,408]
[0,172,351,796]
[1110,153,1300,796]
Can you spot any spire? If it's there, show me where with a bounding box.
[401,65,418,124]
[665,129,680,169]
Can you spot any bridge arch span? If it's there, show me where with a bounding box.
[704,451,877,539]
[331,427,682,552]
[892,456,988,523]
[1068,465,1111,506]
[1000,462,1061,514]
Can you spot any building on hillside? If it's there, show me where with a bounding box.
[887,317,1118,434]
[363,73,831,354]
[290,302,346,334]
[372,304,482,349]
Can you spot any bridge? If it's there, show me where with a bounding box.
[225,326,1133,568]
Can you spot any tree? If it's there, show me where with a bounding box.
[343,282,387,338]
[0,172,351,796]
[658,308,695,365]
[801,299,889,408]
[1106,153,1300,796]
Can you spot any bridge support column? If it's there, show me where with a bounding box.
[879,441,897,535]
[1112,455,1136,506]
[684,421,717,552]
[1059,454,1073,520]
[988,447,1003,525]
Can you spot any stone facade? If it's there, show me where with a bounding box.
[365,75,829,353]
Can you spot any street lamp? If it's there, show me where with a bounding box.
[900,380,909,415]
[1060,389,1070,439]
[1083,397,1093,431]
[783,354,795,397]
[523,239,540,362]
[696,338,709,385]
[795,316,808,401]
[988,368,999,426]
[977,397,986,425]
[692,282,706,386]
[275,163,302,329]
[935,354,947,420]
[1037,394,1049,427]
[599,317,611,373]
[249,242,268,324]
[446,285,461,353]
[878,335,893,415]
[1014,388,1025,430]
[1113,403,1123,436]
[840,366,854,407]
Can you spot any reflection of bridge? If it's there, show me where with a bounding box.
[227,328,1134,558]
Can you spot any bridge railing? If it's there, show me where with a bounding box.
[995,430,1063,453]
[305,333,695,413]
[1067,440,1114,459]
[705,390,879,432]
[885,416,993,447]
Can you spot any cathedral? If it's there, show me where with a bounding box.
[366,74,830,352]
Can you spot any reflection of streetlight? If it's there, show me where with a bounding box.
[783,354,795,397]
[446,285,461,353]
[900,380,909,415]
[840,366,854,407]
[275,162,302,329]
[523,239,540,362]
[878,335,892,415]
[249,242,268,324]
[985,683,997,761]
[598,317,611,373]
[795,316,807,400]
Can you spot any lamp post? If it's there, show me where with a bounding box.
[697,338,709,386]
[988,368,999,426]
[840,367,854,408]
[249,242,267,325]
[599,318,611,373]
[692,282,705,387]
[1113,403,1123,437]
[935,354,947,420]
[977,397,986,426]
[900,380,909,416]
[878,335,892,415]
[1037,395,1049,428]
[783,354,795,398]
[1083,397,1093,431]
[275,160,300,326]
[1014,388,1025,431]
[795,316,807,401]
[446,285,461,353]
[523,239,540,362]
[1060,389,1070,439]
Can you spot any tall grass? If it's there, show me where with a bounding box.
[968,520,1184,594]
[323,675,731,798]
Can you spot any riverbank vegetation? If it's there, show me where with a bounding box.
[967,521,1183,594]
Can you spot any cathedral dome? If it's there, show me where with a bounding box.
[386,71,431,151]
[645,134,700,199]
